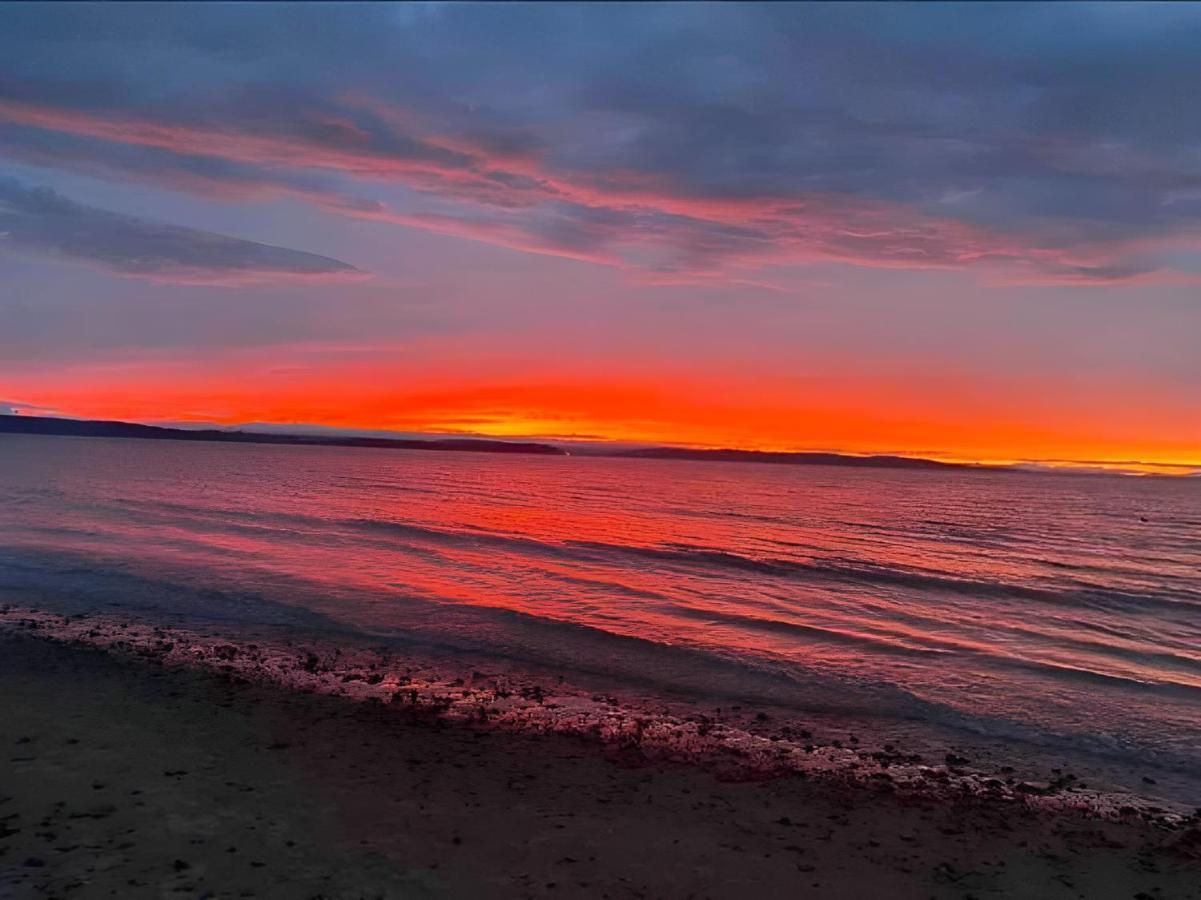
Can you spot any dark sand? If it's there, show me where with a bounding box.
[2,631,1199,899]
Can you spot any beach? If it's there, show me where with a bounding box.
[6,2,1201,896]
[3,620,1200,899]
[2,438,1200,897]
[4,437,1200,805]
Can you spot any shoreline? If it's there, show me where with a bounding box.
[2,621,1199,898]
[2,604,1195,825]
[3,606,1201,899]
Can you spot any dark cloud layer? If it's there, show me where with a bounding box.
[0,177,362,284]
[1,3,1200,284]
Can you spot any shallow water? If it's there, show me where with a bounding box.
[2,434,1199,795]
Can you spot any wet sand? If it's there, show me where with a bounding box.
[2,629,1199,899]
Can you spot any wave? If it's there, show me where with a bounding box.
[20,523,1201,712]
[673,597,1201,698]
[665,603,955,658]
[565,538,1201,615]
[12,502,1201,691]
[40,494,1201,620]
[4,595,1201,789]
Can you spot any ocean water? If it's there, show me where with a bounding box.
[2,435,1199,797]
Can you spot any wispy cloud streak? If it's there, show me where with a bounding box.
[0,177,364,284]
[0,95,1182,286]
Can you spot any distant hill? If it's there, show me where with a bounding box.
[609,446,967,471]
[0,414,990,471]
[0,414,567,456]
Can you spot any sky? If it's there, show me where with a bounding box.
[1,2,1199,472]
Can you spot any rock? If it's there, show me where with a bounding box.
[1014,781,1051,795]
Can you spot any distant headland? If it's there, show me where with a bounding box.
[609,446,961,470]
[0,412,995,472]
[0,414,567,457]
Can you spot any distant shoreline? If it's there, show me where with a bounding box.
[0,413,566,457]
[6,414,1196,477]
[609,445,962,471]
[2,413,980,472]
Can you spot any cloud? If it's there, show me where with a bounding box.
[2,4,1200,285]
[0,398,58,416]
[0,97,1165,287]
[0,177,365,284]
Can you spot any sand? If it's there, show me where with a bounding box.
[2,629,1199,899]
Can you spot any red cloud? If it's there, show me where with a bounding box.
[0,96,1178,286]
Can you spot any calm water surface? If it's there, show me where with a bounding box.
[2,435,1199,787]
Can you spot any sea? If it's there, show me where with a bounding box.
[2,434,1199,804]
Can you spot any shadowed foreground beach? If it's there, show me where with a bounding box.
[2,630,1199,899]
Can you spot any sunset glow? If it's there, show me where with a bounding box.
[8,360,1197,474]
[2,4,1199,473]
[8,8,1201,900]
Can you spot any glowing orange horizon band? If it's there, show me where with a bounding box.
[5,366,1198,476]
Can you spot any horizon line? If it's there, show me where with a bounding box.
[2,409,1197,478]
